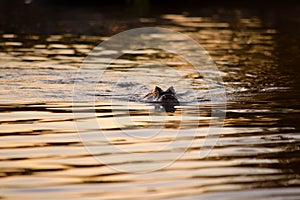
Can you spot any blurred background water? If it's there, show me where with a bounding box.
[0,0,300,199]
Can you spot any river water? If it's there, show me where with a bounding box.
[0,1,300,199]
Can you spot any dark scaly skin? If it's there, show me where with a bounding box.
[144,86,179,112]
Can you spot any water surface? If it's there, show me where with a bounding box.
[0,1,300,199]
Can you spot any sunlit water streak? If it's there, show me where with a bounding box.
[0,3,300,199]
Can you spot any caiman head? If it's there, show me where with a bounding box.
[144,86,179,112]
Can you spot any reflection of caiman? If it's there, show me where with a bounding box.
[144,86,179,112]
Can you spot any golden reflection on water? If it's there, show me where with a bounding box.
[0,5,299,200]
